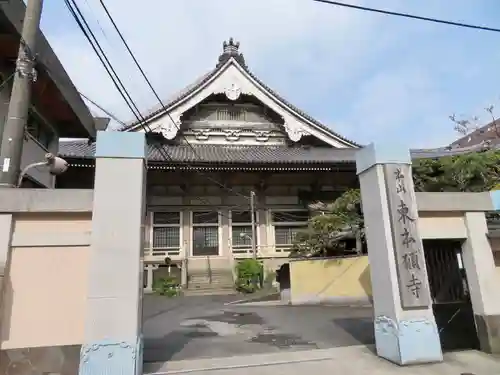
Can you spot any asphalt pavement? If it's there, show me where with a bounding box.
[142,294,374,367]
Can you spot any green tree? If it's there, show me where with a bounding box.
[413,150,500,192]
[291,189,363,257]
[292,150,500,257]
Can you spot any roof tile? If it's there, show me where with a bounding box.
[59,140,357,164]
[59,140,500,164]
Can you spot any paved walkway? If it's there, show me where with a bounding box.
[144,345,500,375]
[143,295,373,363]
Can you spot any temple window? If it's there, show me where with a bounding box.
[151,212,181,256]
[271,210,309,252]
[230,210,256,254]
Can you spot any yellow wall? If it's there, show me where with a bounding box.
[1,213,91,349]
[289,256,371,305]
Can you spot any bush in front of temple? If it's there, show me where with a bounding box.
[235,259,263,294]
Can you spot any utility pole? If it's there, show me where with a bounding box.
[250,190,257,259]
[0,0,44,187]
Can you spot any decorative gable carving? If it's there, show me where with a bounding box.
[221,83,242,101]
[192,129,210,141]
[254,130,270,142]
[224,129,241,142]
[283,117,310,142]
[151,65,317,145]
[134,39,355,148]
[157,114,181,140]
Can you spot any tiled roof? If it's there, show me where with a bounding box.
[410,143,500,159]
[59,139,500,165]
[59,140,357,164]
[119,40,360,147]
[120,70,216,130]
[450,119,500,148]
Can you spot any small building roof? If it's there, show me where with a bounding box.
[450,119,500,149]
[0,1,96,138]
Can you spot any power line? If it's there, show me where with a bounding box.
[82,0,110,41]
[97,0,254,203]
[0,72,15,92]
[65,1,311,224]
[78,90,127,127]
[64,0,258,218]
[63,0,143,121]
[313,0,500,33]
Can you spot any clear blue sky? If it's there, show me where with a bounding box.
[39,0,500,148]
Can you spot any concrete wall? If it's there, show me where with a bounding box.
[418,214,467,239]
[0,189,93,375]
[2,213,91,349]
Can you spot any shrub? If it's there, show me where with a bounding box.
[235,259,263,294]
[153,277,180,297]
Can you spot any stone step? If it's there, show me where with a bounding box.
[189,273,233,278]
[183,288,237,297]
[189,271,233,277]
[189,277,234,284]
[189,285,234,290]
[189,275,234,283]
[188,282,233,289]
[188,283,234,290]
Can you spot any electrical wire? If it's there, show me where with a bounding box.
[78,90,127,127]
[97,0,254,203]
[0,72,15,92]
[95,1,313,224]
[63,0,258,219]
[63,0,143,121]
[82,0,110,41]
[64,0,313,224]
[313,0,500,33]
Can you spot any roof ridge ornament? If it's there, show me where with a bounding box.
[217,37,247,68]
[223,37,240,53]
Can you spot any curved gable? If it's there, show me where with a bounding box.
[123,39,359,148]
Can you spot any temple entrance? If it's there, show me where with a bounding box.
[422,239,480,351]
[192,211,220,256]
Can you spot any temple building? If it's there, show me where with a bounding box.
[58,38,363,293]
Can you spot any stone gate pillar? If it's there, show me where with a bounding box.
[461,191,500,353]
[356,143,442,365]
[79,131,146,375]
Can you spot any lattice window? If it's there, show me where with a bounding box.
[192,211,219,256]
[272,210,309,251]
[231,211,256,253]
[216,108,245,121]
[151,212,181,255]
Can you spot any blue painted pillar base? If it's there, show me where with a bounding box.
[374,316,443,365]
[490,190,500,211]
[79,336,143,375]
